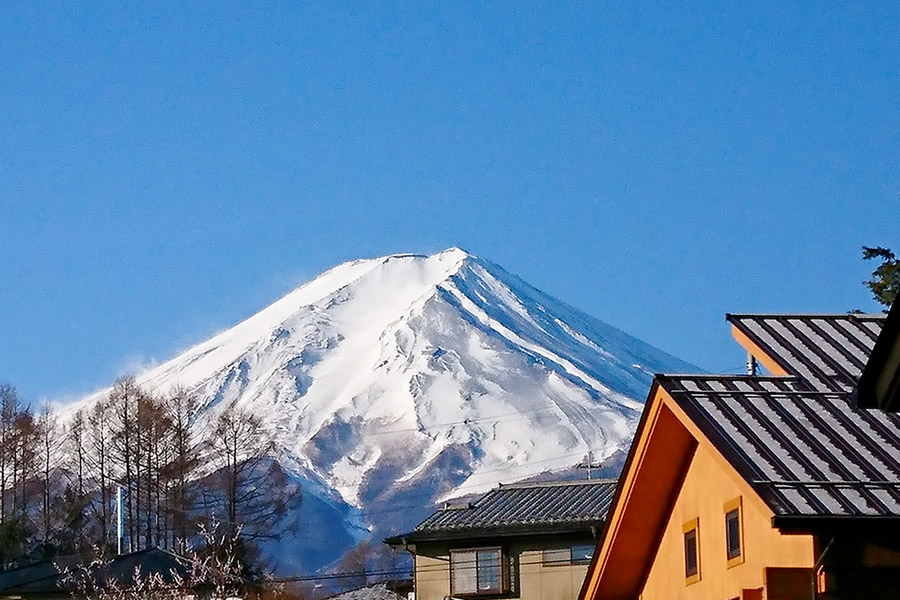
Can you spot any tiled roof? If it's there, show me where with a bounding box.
[389,480,616,543]
[727,313,886,392]
[659,372,900,519]
[325,583,407,600]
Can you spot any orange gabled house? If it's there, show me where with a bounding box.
[579,306,900,600]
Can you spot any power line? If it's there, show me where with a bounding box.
[269,550,599,583]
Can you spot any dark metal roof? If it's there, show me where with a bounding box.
[0,548,194,595]
[659,373,900,519]
[727,313,886,392]
[387,480,616,544]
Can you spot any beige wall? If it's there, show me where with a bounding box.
[413,537,591,600]
[639,441,814,600]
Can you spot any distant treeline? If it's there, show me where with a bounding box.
[0,378,297,573]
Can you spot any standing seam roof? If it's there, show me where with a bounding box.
[660,372,900,518]
[727,314,885,393]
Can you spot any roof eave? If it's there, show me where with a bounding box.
[772,513,900,533]
[386,521,605,546]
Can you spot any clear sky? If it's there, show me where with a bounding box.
[1,2,897,403]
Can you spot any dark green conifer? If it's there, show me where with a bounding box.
[863,246,899,309]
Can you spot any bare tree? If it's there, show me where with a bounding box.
[107,377,144,552]
[163,386,201,552]
[85,397,114,554]
[0,383,22,525]
[35,403,64,552]
[64,409,91,553]
[0,384,29,565]
[61,520,278,600]
[204,406,299,572]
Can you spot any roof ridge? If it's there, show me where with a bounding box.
[726,312,885,320]
[498,479,617,489]
[656,373,799,381]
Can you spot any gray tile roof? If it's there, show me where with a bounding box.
[659,370,900,519]
[726,313,886,392]
[325,583,407,600]
[388,480,616,543]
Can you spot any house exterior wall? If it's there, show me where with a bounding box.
[413,536,592,600]
[414,553,451,600]
[639,439,815,600]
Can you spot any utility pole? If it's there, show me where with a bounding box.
[579,451,601,479]
[747,352,758,377]
[116,486,124,555]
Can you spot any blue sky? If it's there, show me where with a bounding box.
[1,2,897,402]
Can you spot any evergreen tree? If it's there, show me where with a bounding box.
[863,246,899,308]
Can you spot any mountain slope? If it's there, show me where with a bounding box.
[76,248,696,572]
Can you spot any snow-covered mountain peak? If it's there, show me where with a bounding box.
[138,249,473,394]
[71,249,695,571]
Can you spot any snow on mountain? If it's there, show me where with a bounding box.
[73,248,696,572]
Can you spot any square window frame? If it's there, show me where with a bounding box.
[723,497,744,568]
[450,547,507,597]
[682,518,700,585]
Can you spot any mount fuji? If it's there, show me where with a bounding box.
[73,248,695,572]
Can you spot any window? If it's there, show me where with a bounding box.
[451,548,507,596]
[724,497,744,567]
[684,530,698,577]
[682,518,700,585]
[542,544,595,566]
[571,543,595,565]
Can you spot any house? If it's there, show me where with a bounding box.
[386,479,617,600]
[579,307,900,600]
[324,581,413,600]
[0,547,194,600]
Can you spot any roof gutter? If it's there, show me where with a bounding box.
[771,514,900,533]
[385,522,606,546]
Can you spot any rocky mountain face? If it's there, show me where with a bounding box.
[73,248,695,573]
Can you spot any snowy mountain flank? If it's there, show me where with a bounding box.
[76,248,695,572]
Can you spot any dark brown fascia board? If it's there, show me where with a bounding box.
[772,514,900,534]
[725,312,885,321]
[577,378,664,600]
[384,521,605,547]
[855,300,900,411]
